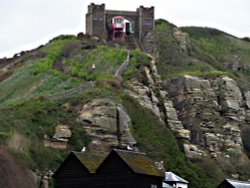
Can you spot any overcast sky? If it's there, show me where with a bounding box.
[0,0,249,58]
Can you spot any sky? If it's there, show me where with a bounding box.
[0,0,250,58]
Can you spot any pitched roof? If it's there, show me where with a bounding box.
[113,149,164,177]
[54,149,164,178]
[164,172,189,184]
[224,179,250,188]
[72,151,105,173]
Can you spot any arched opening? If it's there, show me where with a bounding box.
[124,18,133,35]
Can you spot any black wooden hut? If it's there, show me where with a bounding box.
[217,178,250,188]
[53,149,164,188]
[52,151,104,188]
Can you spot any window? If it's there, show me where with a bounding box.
[151,184,157,188]
[115,18,122,24]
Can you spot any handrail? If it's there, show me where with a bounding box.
[48,49,131,99]
[48,81,95,99]
[114,50,130,77]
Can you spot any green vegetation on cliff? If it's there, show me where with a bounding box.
[1,22,250,187]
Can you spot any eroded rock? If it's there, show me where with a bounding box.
[163,75,246,158]
[77,98,137,153]
[53,125,72,141]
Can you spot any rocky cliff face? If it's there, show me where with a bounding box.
[163,75,247,159]
[123,55,249,167]
[105,31,250,173]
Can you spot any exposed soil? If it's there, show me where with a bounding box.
[0,148,37,188]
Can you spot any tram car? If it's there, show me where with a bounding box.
[111,16,125,30]
[110,16,125,41]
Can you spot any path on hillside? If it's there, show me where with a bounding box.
[48,50,131,99]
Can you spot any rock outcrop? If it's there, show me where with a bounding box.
[163,75,249,159]
[77,98,136,153]
[125,55,191,145]
[44,125,72,149]
[173,28,190,54]
[124,52,250,160]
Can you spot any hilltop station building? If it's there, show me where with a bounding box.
[85,3,155,41]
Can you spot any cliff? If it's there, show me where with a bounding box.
[0,21,250,188]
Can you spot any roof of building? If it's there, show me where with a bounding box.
[70,149,164,177]
[113,149,164,177]
[164,172,189,184]
[72,151,105,173]
[223,179,250,188]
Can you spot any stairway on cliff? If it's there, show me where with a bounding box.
[125,34,138,50]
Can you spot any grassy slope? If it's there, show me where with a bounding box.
[0,37,81,106]
[0,37,133,107]
[155,20,250,81]
[181,26,250,88]
[154,20,225,79]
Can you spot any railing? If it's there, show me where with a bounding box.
[114,50,130,77]
[49,48,131,99]
[49,81,96,99]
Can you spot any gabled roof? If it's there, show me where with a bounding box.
[111,149,164,177]
[223,179,250,188]
[52,151,106,178]
[72,151,105,173]
[164,172,189,184]
[53,149,164,178]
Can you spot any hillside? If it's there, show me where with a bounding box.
[1,20,250,187]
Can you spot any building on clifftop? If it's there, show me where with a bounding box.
[85,3,154,42]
